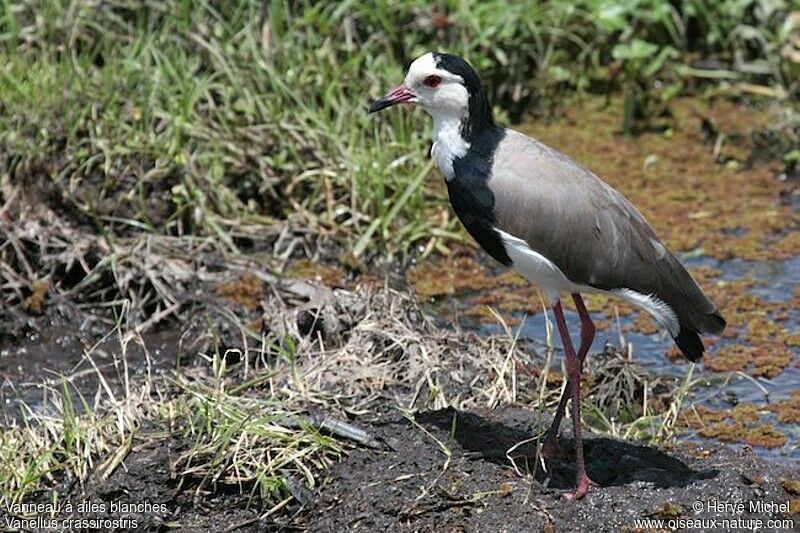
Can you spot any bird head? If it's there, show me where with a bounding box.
[369,52,494,136]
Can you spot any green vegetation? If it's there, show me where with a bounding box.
[2,0,798,256]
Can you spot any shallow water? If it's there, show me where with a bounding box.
[448,254,800,464]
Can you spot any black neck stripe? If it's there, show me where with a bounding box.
[432,52,495,143]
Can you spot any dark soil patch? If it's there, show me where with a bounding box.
[0,300,181,421]
[27,432,273,532]
[13,404,796,532]
[301,406,799,532]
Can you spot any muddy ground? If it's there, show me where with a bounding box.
[302,407,799,532]
[3,281,798,532]
[22,404,799,532]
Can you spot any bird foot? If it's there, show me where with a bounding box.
[563,473,599,501]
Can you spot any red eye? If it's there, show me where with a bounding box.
[423,75,442,88]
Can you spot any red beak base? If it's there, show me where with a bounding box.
[369,85,415,113]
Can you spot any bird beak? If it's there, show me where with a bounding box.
[369,85,415,113]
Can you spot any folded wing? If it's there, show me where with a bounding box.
[488,130,725,360]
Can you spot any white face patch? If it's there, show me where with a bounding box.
[405,53,469,118]
[405,53,439,86]
[405,53,471,180]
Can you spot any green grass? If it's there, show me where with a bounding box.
[1,0,797,257]
[0,1,434,256]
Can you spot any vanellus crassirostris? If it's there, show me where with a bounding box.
[369,52,726,500]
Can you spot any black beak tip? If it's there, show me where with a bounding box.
[368,98,391,114]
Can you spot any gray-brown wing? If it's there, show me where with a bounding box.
[487,130,725,342]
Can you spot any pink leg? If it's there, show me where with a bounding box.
[541,294,596,459]
[552,299,598,500]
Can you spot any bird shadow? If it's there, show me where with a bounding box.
[416,407,718,491]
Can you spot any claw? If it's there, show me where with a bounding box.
[563,473,599,501]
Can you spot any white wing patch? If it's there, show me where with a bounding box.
[496,228,680,336]
[614,288,680,337]
[496,229,588,303]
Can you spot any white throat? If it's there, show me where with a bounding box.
[430,112,470,181]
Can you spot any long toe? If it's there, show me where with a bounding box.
[563,473,599,501]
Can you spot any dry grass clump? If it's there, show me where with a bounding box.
[271,287,535,412]
[0,264,533,510]
[0,328,155,504]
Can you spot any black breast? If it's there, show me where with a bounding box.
[446,126,511,266]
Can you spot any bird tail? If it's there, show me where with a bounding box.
[660,255,726,362]
[673,311,725,362]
